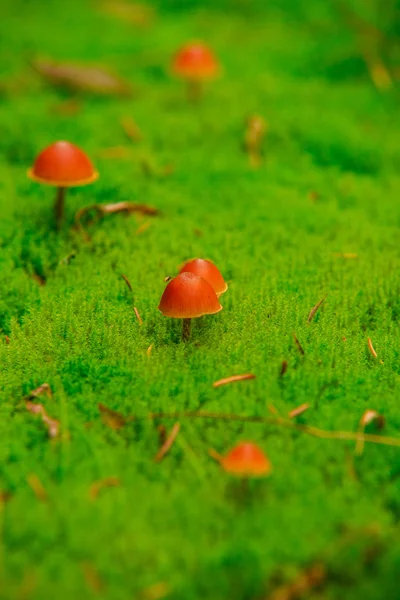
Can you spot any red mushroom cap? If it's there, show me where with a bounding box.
[179,258,228,296]
[158,272,222,319]
[27,141,98,187]
[172,42,219,80]
[221,442,271,477]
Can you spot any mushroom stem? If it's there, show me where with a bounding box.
[187,79,202,103]
[54,186,66,229]
[182,318,191,341]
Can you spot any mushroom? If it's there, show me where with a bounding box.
[220,442,271,477]
[179,258,228,296]
[158,272,222,341]
[172,42,219,101]
[27,140,98,229]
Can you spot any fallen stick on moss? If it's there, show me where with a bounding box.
[74,201,159,239]
[119,409,400,448]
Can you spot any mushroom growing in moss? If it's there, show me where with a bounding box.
[219,442,271,477]
[172,42,219,101]
[27,140,98,229]
[158,272,222,341]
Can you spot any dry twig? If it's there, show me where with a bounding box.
[293,332,305,355]
[154,423,181,462]
[307,295,327,323]
[213,374,256,388]
[288,403,310,419]
[89,476,120,500]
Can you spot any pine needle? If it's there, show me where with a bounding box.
[154,422,181,462]
[307,294,327,323]
[213,374,256,388]
[293,332,305,355]
[289,403,310,419]
[134,306,143,326]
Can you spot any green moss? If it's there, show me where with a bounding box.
[0,1,400,598]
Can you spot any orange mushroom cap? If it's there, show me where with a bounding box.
[172,42,219,80]
[158,272,222,319]
[179,258,228,296]
[27,141,98,187]
[221,442,271,477]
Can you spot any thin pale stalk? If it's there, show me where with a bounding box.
[54,187,66,229]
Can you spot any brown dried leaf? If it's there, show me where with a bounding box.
[27,383,52,400]
[26,474,48,502]
[17,568,37,600]
[26,401,59,438]
[208,448,223,463]
[288,403,310,419]
[5,335,10,345]
[135,221,151,235]
[74,201,159,236]
[154,423,181,462]
[308,190,320,202]
[89,476,120,500]
[31,272,46,286]
[0,490,12,505]
[213,374,256,388]
[157,424,167,447]
[307,294,327,323]
[121,273,133,293]
[121,116,143,142]
[32,58,132,96]
[355,409,385,456]
[292,332,305,355]
[140,582,170,600]
[280,360,288,377]
[98,403,127,430]
[332,252,358,259]
[268,563,326,600]
[98,145,133,159]
[81,561,104,593]
[244,115,267,153]
[140,157,175,179]
[366,57,392,91]
[100,1,155,27]
[50,98,82,116]
[360,409,385,429]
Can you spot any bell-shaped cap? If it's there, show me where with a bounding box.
[172,42,219,80]
[27,141,98,187]
[158,272,222,319]
[179,258,227,296]
[221,441,271,477]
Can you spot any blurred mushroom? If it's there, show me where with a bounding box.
[219,441,271,477]
[27,141,98,229]
[172,42,219,101]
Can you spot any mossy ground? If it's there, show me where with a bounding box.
[0,1,400,598]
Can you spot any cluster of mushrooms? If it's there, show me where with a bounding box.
[27,43,226,341]
[159,258,228,340]
[26,43,272,476]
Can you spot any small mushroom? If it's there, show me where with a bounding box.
[179,258,228,297]
[27,141,98,229]
[220,442,271,477]
[158,272,222,341]
[172,42,219,101]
